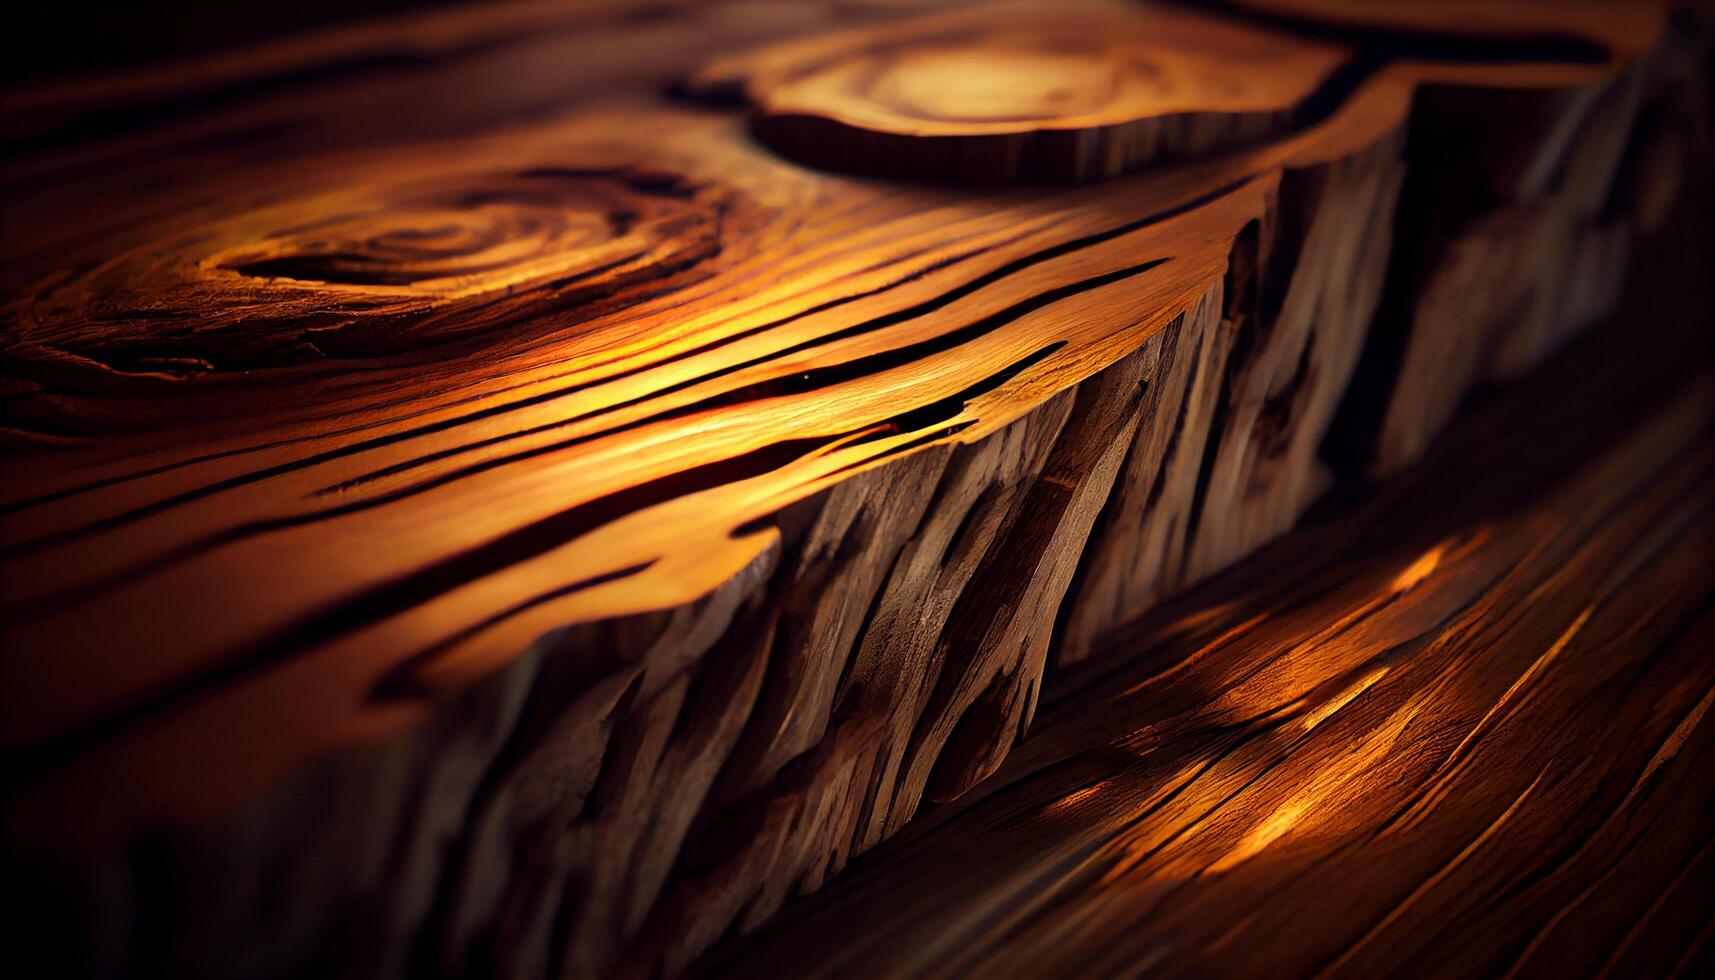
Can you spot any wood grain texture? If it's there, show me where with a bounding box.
[694,266,1715,980]
[690,2,1349,182]
[0,1,1705,978]
[1341,7,1715,473]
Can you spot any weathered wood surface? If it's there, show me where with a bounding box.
[0,1,1706,978]
[695,245,1715,980]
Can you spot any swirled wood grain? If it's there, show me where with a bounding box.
[0,1,1703,978]
[689,2,1348,182]
[9,164,750,381]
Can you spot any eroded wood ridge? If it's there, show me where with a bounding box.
[695,295,1715,980]
[1060,136,1403,662]
[0,0,1705,978]
[1349,12,1714,473]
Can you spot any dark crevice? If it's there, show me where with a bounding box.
[1185,219,1266,565]
[1180,1,1611,67]
[1322,90,1479,473]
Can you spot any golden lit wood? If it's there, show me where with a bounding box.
[696,291,1715,980]
[690,2,1348,182]
[0,1,1703,978]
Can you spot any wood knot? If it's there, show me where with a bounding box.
[5,165,751,389]
[689,3,1347,183]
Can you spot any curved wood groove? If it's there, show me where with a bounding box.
[0,1,1704,978]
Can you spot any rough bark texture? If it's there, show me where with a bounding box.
[0,1,1706,978]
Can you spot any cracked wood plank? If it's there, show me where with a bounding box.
[0,1,1703,977]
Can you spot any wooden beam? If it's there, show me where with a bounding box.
[0,1,1704,977]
